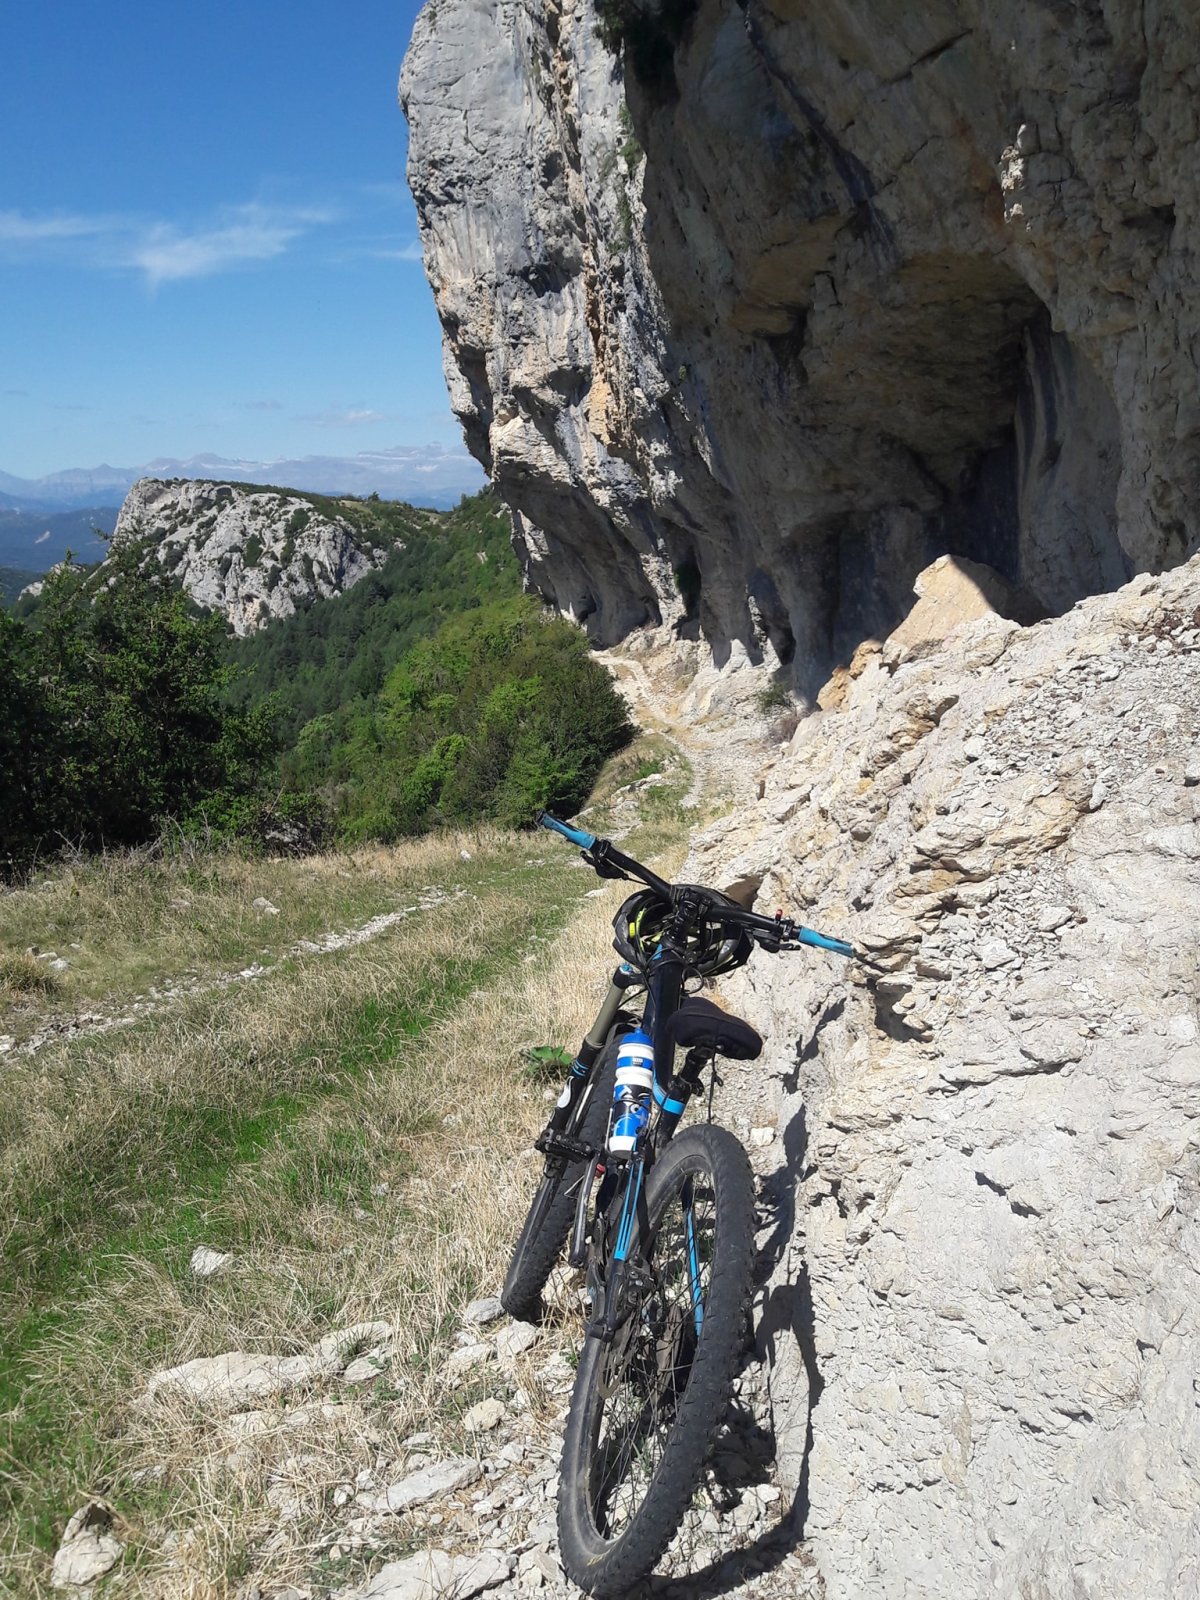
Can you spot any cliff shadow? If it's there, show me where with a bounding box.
[643,1101,826,1597]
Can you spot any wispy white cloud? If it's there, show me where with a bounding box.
[0,202,338,285]
[369,241,425,263]
[0,210,114,243]
[128,204,337,286]
[296,406,388,428]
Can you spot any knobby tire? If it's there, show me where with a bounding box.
[556,1123,756,1597]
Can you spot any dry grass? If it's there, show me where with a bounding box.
[0,951,60,1000]
[0,830,511,1028]
[0,740,700,1597]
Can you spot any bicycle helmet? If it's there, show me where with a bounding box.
[612,890,754,979]
[612,890,671,971]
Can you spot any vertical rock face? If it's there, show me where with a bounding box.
[403,12,1200,1589]
[402,0,1200,694]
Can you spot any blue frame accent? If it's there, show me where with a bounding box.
[652,1081,685,1116]
[613,1161,644,1262]
[684,1192,704,1335]
[796,925,856,958]
[537,812,597,851]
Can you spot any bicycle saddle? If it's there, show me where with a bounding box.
[664,996,763,1061]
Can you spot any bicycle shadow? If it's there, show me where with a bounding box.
[642,1098,826,1598]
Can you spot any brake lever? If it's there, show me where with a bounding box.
[583,841,632,882]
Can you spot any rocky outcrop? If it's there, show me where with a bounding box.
[112,479,397,635]
[402,0,1200,695]
[685,552,1200,1598]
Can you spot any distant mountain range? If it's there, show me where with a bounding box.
[0,444,487,514]
[0,507,116,573]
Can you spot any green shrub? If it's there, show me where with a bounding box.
[755,679,792,715]
[291,597,634,842]
[0,547,277,876]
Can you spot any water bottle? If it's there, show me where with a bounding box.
[609,1028,655,1154]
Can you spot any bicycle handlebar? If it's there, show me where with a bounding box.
[535,810,857,961]
[536,812,598,852]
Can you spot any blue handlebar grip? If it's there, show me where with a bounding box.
[536,810,598,851]
[797,926,857,959]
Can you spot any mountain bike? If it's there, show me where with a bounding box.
[501,810,856,1598]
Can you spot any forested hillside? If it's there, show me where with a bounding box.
[0,487,632,872]
[0,507,114,570]
[222,489,520,734]
[0,567,38,605]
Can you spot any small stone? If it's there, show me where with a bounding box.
[252,897,281,915]
[0,1036,14,1055]
[444,1342,494,1379]
[979,940,1017,970]
[495,1321,539,1361]
[355,1457,483,1515]
[1087,778,1108,810]
[189,1245,231,1279]
[748,1126,776,1147]
[460,849,473,861]
[343,1352,390,1384]
[356,1548,514,1599]
[463,1398,507,1432]
[51,1502,124,1589]
[1184,758,1200,788]
[463,1296,505,1326]
[1035,905,1072,933]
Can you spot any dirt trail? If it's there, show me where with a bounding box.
[599,645,767,813]
[0,888,465,1062]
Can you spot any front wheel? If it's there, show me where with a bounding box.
[556,1123,756,1597]
[501,1040,619,1323]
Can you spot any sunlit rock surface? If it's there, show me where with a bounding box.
[113,478,394,635]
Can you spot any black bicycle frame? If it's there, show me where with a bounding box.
[529,808,856,1343]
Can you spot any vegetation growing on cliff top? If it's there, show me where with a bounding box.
[223,490,520,737]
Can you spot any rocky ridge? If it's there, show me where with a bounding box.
[112,479,402,636]
[402,0,1200,694]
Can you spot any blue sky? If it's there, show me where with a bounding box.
[0,0,471,479]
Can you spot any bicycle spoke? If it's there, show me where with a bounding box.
[587,1173,718,1539]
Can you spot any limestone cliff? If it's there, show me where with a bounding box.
[112,479,398,636]
[401,8,1200,1593]
[402,0,1200,696]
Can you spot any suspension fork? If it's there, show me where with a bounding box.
[537,964,640,1158]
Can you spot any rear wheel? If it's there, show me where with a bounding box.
[501,1040,619,1322]
[556,1123,755,1597]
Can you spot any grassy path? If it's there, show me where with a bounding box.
[0,742,695,1597]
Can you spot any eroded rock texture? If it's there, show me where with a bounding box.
[693,554,1200,1598]
[402,0,1200,694]
[113,479,393,635]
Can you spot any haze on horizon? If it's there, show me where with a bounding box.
[0,0,463,485]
